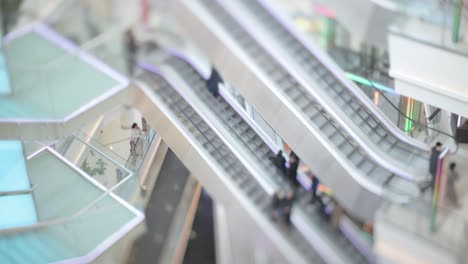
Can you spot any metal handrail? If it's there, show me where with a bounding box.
[0,147,137,235]
[0,185,38,196]
[166,59,290,181]
[141,68,266,195]
[361,70,459,154]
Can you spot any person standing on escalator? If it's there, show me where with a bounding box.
[206,67,223,98]
[270,150,286,175]
[310,175,320,204]
[287,155,299,188]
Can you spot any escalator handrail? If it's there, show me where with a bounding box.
[166,48,279,153]
[250,0,430,152]
[164,57,294,191]
[216,0,422,182]
[164,55,370,263]
[140,64,279,195]
[361,70,459,154]
[189,0,421,200]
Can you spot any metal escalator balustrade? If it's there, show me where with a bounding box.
[217,0,427,182]
[163,56,293,193]
[138,69,324,263]
[233,0,431,165]
[162,55,369,263]
[194,0,418,202]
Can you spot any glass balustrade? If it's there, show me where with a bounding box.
[391,0,468,55]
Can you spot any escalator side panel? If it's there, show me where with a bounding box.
[164,0,381,221]
[130,85,236,207]
[130,84,314,264]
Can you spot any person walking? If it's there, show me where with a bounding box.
[422,142,443,193]
[125,29,138,76]
[130,123,141,156]
[270,150,286,175]
[446,162,461,208]
[206,67,223,97]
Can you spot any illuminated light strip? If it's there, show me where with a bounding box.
[452,0,462,43]
[345,72,417,133]
[404,98,412,132]
[409,98,414,131]
[344,72,397,95]
[430,148,448,232]
[373,91,380,105]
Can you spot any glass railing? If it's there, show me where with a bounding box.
[114,128,158,210]
[73,130,135,171]
[357,71,459,154]
[55,134,133,190]
[391,0,468,55]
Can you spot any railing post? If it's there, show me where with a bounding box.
[430,148,449,232]
[452,0,463,43]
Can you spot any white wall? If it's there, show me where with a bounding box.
[389,29,468,118]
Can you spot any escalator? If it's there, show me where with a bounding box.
[132,69,323,264]
[162,0,420,221]
[225,0,434,168]
[159,54,370,263]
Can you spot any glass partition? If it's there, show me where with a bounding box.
[391,0,468,55]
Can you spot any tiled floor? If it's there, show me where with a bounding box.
[449,144,468,218]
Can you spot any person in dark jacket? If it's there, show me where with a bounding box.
[310,175,320,203]
[270,150,286,175]
[207,67,223,97]
[271,191,282,220]
[290,150,300,162]
[422,142,443,193]
[282,191,295,225]
[287,155,299,187]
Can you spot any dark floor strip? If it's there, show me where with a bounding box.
[183,189,216,264]
[128,149,190,264]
